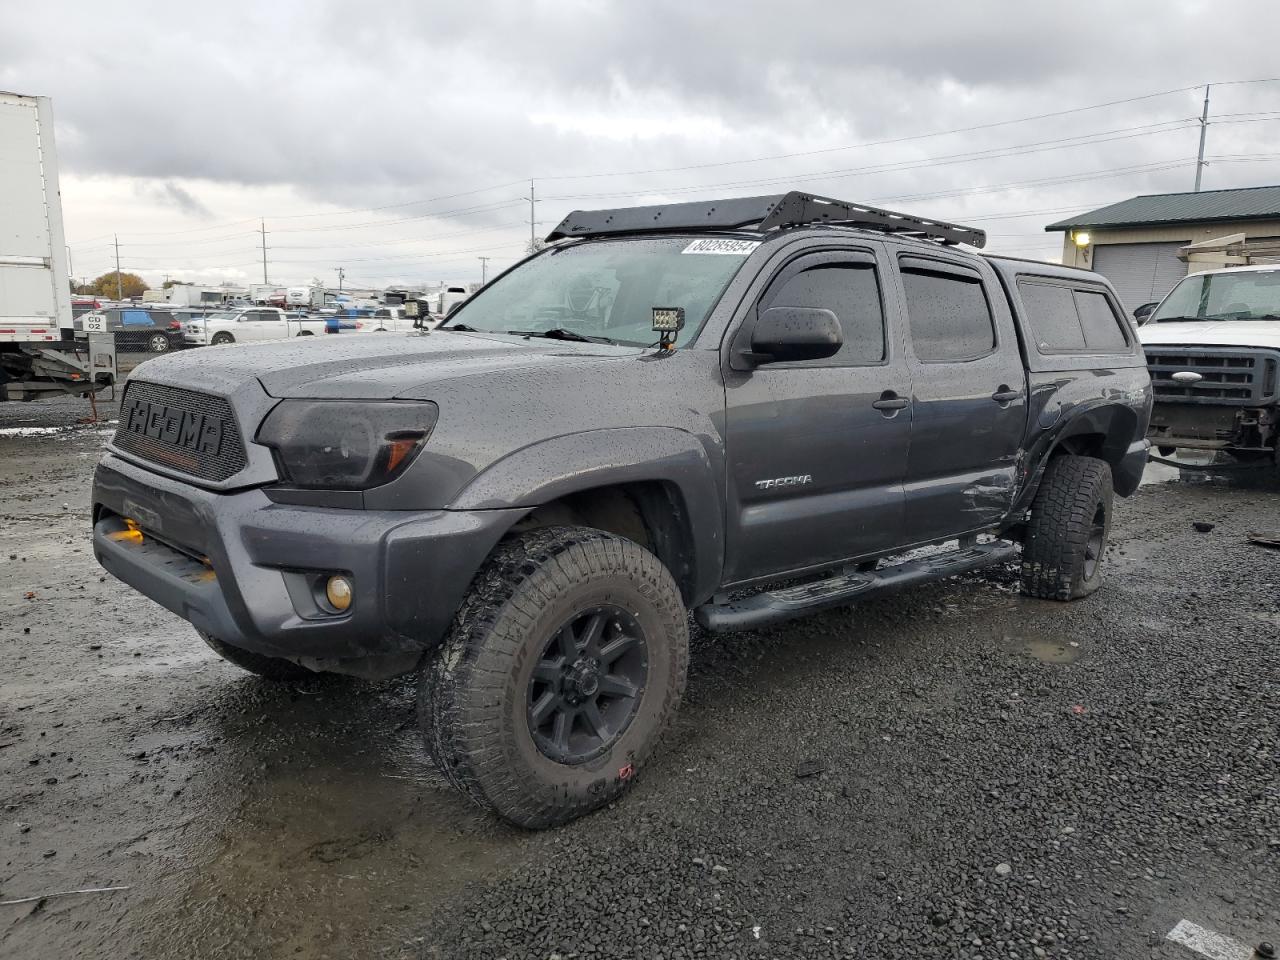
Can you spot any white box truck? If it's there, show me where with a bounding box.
[0,91,115,400]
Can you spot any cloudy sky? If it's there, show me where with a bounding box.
[4,0,1280,290]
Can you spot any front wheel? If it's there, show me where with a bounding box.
[1021,454,1114,600]
[420,526,688,828]
[210,332,235,345]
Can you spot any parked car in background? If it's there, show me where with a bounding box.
[71,297,102,319]
[438,285,470,316]
[78,307,184,353]
[185,307,329,345]
[1138,263,1280,464]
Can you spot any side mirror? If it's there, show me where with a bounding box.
[745,306,842,365]
[1133,302,1158,325]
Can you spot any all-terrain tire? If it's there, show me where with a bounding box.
[199,630,317,681]
[420,526,688,828]
[1021,454,1114,601]
[210,332,235,345]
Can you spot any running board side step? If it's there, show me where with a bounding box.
[694,540,1019,633]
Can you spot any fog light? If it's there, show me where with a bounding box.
[325,576,353,612]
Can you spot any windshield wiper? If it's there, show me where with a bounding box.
[1154,315,1215,322]
[507,327,617,344]
[441,322,477,331]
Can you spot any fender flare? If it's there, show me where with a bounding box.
[1015,399,1146,514]
[450,426,725,601]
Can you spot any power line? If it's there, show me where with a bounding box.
[540,120,1204,203]
[535,84,1206,182]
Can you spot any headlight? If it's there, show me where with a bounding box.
[256,400,438,490]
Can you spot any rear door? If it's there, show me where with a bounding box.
[242,309,286,341]
[723,243,912,583]
[891,251,1027,543]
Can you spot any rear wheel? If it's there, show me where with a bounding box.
[210,332,235,345]
[148,333,171,353]
[199,631,316,681]
[1021,454,1114,600]
[420,526,688,828]
[297,330,313,337]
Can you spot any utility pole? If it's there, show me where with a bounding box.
[259,218,269,283]
[1194,83,1211,192]
[114,234,123,300]
[478,256,490,285]
[335,266,345,291]
[523,178,541,253]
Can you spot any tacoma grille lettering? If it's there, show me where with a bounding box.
[124,399,224,456]
[114,382,246,481]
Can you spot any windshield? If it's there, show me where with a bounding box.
[441,236,753,347]
[1150,269,1280,322]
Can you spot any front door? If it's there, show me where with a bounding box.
[723,246,912,584]
[892,252,1027,543]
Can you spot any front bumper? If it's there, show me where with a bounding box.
[1147,401,1278,454]
[92,453,520,663]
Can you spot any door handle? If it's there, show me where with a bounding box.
[872,391,910,412]
[991,386,1022,404]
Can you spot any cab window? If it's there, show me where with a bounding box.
[761,261,886,366]
[901,264,995,362]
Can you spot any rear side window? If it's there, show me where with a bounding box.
[1018,279,1130,353]
[764,262,885,365]
[1019,282,1086,351]
[120,309,152,327]
[1073,290,1128,350]
[900,267,995,362]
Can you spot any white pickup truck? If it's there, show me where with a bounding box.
[185,307,328,345]
[1139,263,1280,464]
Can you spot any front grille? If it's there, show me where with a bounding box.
[114,381,248,481]
[1145,346,1280,405]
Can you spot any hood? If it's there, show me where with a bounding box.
[131,331,644,399]
[1139,320,1280,351]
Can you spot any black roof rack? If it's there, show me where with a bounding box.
[545,190,986,248]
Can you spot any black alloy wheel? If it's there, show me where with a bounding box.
[527,605,648,764]
[1082,503,1107,582]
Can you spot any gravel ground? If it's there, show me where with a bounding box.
[1,394,1277,960]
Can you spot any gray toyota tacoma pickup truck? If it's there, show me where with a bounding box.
[92,192,1152,827]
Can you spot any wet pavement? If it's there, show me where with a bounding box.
[2,393,1278,959]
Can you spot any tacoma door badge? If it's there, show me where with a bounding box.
[755,475,813,490]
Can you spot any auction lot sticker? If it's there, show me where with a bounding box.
[681,238,760,255]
